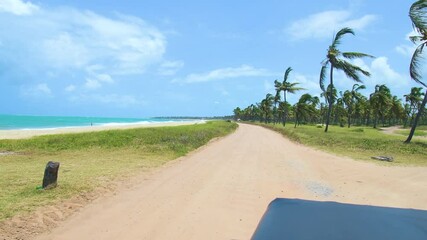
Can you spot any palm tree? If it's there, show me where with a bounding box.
[404,87,425,127]
[294,94,319,127]
[343,84,366,127]
[247,104,259,121]
[335,92,347,127]
[233,107,242,121]
[354,95,369,125]
[390,96,405,125]
[278,67,304,126]
[320,84,337,126]
[406,0,427,143]
[319,27,373,132]
[273,80,282,124]
[342,90,353,127]
[370,84,392,128]
[259,94,274,123]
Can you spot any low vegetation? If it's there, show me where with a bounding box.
[254,122,426,166]
[0,121,237,221]
[397,129,427,137]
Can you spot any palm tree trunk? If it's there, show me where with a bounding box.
[373,112,378,129]
[274,102,278,125]
[347,108,352,128]
[325,66,334,132]
[283,92,287,127]
[294,114,298,128]
[405,89,427,143]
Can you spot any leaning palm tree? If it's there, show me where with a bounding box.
[294,94,318,128]
[259,93,274,123]
[370,84,392,128]
[273,80,282,124]
[344,84,366,128]
[279,67,304,126]
[390,96,405,125]
[406,0,427,143]
[404,87,425,126]
[320,84,337,126]
[319,27,373,132]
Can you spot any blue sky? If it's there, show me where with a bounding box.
[0,0,422,117]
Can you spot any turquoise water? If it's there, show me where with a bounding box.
[0,115,190,130]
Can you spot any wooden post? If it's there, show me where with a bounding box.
[42,161,60,189]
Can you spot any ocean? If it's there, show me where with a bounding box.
[0,115,194,130]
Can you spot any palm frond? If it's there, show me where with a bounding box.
[410,35,424,44]
[410,0,427,33]
[353,84,366,92]
[319,64,328,92]
[331,27,354,49]
[334,59,370,82]
[342,52,374,59]
[283,67,293,83]
[410,43,427,87]
[274,79,281,89]
[287,82,305,93]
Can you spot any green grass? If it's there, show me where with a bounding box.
[396,129,427,137]
[402,125,427,130]
[0,121,238,221]
[254,122,427,166]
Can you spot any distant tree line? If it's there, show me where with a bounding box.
[233,84,426,129]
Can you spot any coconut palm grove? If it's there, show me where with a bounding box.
[233,0,427,144]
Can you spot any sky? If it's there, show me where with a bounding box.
[0,0,423,117]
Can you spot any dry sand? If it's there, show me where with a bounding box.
[2,123,427,239]
[0,120,205,139]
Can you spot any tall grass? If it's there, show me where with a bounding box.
[0,121,237,221]
[256,123,426,166]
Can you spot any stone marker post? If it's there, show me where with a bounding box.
[42,161,60,189]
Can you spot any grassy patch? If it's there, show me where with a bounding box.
[396,129,427,137]
[254,122,427,166]
[402,125,427,130]
[0,121,237,221]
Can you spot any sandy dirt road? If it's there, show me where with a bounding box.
[34,123,427,240]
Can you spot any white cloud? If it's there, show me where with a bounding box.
[38,9,166,75]
[294,73,322,96]
[70,94,146,107]
[370,57,402,84]
[158,60,184,76]
[65,85,76,92]
[345,57,404,88]
[0,0,39,15]
[396,45,415,57]
[330,57,409,96]
[36,83,51,95]
[1,3,167,91]
[96,74,113,83]
[286,10,376,40]
[21,83,52,98]
[176,65,273,83]
[84,78,102,89]
[42,32,89,69]
[84,73,114,89]
[82,65,114,89]
[396,30,418,57]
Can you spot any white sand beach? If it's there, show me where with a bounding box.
[0,120,206,140]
